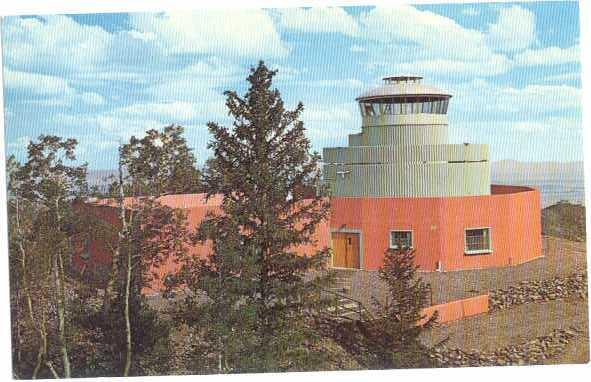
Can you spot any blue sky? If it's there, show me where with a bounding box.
[1,1,583,169]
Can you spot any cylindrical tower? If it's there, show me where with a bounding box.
[323,75,491,197]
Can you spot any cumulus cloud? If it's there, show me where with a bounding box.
[129,10,288,58]
[485,5,536,53]
[359,6,487,61]
[514,44,580,66]
[448,79,581,120]
[4,69,107,107]
[2,15,112,74]
[4,69,74,96]
[275,7,359,36]
[391,55,512,78]
[462,7,480,16]
[307,79,365,89]
[355,5,523,78]
[350,45,366,53]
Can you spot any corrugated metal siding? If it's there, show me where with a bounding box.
[323,144,488,164]
[362,125,448,146]
[325,162,491,197]
[348,133,363,146]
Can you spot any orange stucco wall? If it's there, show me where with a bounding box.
[330,185,542,271]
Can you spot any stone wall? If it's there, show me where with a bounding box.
[489,273,587,311]
[431,327,583,367]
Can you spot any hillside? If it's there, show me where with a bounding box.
[541,201,587,242]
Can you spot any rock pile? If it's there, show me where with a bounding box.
[489,273,587,311]
[431,327,582,367]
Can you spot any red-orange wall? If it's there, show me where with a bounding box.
[419,294,489,325]
[329,185,542,271]
[74,185,541,292]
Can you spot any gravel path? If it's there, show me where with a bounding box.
[420,297,589,364]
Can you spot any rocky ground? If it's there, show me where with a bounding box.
[342,226,589,366]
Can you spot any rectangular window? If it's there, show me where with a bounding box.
[465,228,492,254]
[390,230,413,250]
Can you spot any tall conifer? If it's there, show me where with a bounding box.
[183,61,331,372]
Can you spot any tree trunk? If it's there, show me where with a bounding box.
[16,197,52,379]
[103,150,126,317]
[123,245,132,376]
[54,200,71,378]
[54,252,71,378]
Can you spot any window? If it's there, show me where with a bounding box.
[433,100,441,114]
[441,99,449,114]
[390,230,413,250]
[363,103,376,116]
[465,228,492,254]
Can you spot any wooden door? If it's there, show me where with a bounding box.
[331,232,360,269]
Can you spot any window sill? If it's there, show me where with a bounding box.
[464,249,493,255]
[389,246,414,250]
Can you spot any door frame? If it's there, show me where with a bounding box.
[330,228,364,270]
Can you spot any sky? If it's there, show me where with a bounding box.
[1,1,583,169]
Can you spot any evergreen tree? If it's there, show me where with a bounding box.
[181,61,332,373]
[356,249,437,369]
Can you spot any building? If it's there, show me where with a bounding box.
[73,75,542,293]
[323,75,542,271]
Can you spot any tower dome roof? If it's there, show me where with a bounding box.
[356,75,452,102]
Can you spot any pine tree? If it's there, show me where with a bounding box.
[356,249,437,369]
[181,61,332,373]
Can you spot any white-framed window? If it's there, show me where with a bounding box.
[464,227,492,254]
[390,230,413,250]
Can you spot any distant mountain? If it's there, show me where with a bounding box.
[87,169,117,187]
[491,160,584,181]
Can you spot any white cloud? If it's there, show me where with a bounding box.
[391,55,512,78]
[514,44,580,67]
[462,7,480,16]
[448,79,581,119]
[308,79,365,89]
[359,6,487,61]
[486,5,536,53]
[4,68,109,108]
[80,92,106,106]
[112,101,208,124]
[129,10,288,58]
[276,7,359,36]
[350,45,366,53]
[3,69,74,96]
[543,72,581,83]
[2,15,112,74]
